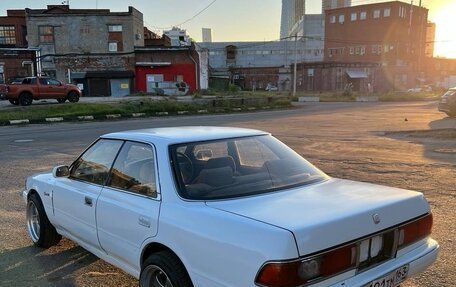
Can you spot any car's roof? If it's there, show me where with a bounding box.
[102,126,269,144]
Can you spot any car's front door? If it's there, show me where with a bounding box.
[96,141,161,271]
[52,139,123,250]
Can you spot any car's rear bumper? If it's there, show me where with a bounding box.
[314,238,439,287]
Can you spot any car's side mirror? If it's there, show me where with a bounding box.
[53,165,70,178]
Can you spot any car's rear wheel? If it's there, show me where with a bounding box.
[67,91,79,103]
[26,193,62,248]
[9,99,19,105]
[57,98,66,103]
[19,93,33,106]
[140,251,193,287]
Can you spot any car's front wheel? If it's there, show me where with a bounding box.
[26,193,62,248]
[67,91,79,103]
[140,251,193,287]
[19,93,33,106]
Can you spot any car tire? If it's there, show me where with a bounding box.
[57,98,66,103]
[9,99,19,105]
[67,92,79,103]
[139,251,193,287]
[19,93,33,106]
[26,193,62,248]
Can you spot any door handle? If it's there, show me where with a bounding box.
[84,196,93,207]
[138,216,151,228]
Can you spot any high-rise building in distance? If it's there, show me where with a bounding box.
[202,28,212,42]
[322,0,352,13]
[280,0,306,39]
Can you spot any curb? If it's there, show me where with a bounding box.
[78,116,94,120]
[9,119,30,125]
[106,114,121,119]
[132,113,146,118]
[46,117,64,122]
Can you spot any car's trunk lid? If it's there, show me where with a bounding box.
[205,178,429,256]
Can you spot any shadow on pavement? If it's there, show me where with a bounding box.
[384,117,456,165]
[0,241,97,287]
[429,116,456,130]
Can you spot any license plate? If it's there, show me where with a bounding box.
[363,264,409,287]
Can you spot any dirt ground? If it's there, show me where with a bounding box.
[0,101,454,286]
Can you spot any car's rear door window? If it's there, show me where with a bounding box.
[107,141,157,197]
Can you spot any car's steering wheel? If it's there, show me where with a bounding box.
[176,152,194,184]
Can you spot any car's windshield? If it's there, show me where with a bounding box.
[170,135,328,200]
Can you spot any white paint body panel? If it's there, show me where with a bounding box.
[21,126,439,287]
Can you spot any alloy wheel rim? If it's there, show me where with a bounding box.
[26,201,40,242]
[142,265,173,287]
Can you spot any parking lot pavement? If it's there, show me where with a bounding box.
[0,101,454,286]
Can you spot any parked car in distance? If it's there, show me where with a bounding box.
[265,83,278,91]
[438,87,456,117]
[22,127,439,287]
[407,85,432,93]
[0,76,81,106]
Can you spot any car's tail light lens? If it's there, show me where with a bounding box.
[398,213,433,248]
[255,244,356,287]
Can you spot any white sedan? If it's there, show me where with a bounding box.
[22,126,438,287]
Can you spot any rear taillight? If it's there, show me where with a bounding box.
[255,244,356,287]
[256,213,433,287]
[398,213,433,248]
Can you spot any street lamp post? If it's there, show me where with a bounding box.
[293,34,298,98]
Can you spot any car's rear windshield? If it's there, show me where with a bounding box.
[169,135,328,200]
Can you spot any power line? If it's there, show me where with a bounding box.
[149,0,217,30]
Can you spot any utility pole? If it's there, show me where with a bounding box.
[293,34,298,97]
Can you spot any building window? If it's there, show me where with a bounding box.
[108,25,122,32]
[378,45,382,54]
[330,15,336,23]
[350,47,354,55]
[108,42,118,52]
[384,8,391,17]
[373,10,381,19]
[399,6,406,18]
[339,14,345,23]
[355,46,360,55]
[360,11,367,20]
[351,12,357,21]
[361,46,366,55]
[384,44,389,53]
[372,45,377,54]
[0,25,16,45]
[39,26,54,43]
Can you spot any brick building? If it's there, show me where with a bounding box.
[25,5,144,96]
[299,1,429,92]
[0,10,36,83]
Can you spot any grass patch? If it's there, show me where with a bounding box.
[0,97,293,125]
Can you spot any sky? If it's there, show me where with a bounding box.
[0,0,455,58]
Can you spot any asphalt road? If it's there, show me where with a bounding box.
[0,101,455,286]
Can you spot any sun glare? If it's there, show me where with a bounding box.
[432,2,456,58]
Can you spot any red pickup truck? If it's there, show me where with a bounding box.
[0,77,81,106]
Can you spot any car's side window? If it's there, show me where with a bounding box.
[70,139,123,185]
[235,138,278,167]
[107,141,157,197]
[39,78,48,85]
